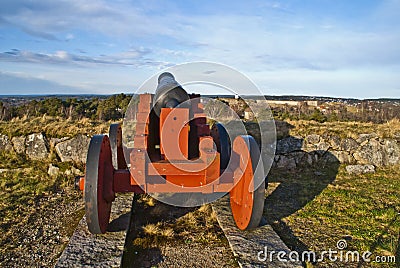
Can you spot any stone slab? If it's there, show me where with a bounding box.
[55,194,134,268]
[212,196,303,268]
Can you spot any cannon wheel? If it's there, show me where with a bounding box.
[109,123,127,170]
[230,135,265,230]
[210,123,231,170]
[84,135,115,234]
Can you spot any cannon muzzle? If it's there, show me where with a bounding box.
[153,72,189,116]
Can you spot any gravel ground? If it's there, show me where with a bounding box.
[0,187,84,267]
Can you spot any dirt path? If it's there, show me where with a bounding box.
[122,195,238,267]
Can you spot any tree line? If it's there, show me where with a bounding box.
[0,94,131,121]
[0,94,398,123]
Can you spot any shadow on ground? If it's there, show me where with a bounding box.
[262,121,341,264]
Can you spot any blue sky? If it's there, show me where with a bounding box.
[0,0,399,98]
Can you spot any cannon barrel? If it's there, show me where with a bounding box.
[153,72,190,116]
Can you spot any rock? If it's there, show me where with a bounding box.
[328,135,341,150]
[50,137,70,148]
[384,139,400,165]
[330,150,355,164]
[48,164,60,177]
[353,139,385,166]
[346,164,375,174]
[316,141,330,152]
[11,136,25,154]
[55,135,90,163]
[276,136,303,154]
[340,138,359,152]
[287,151,308,166]
[0,134,13,152]
[306,153,314,165]
[306,134,321,144]
[356,133,378,144]
[64,166,82,176]
[321,152,340,163]
[25,133,49,160]
[276,155,297,169]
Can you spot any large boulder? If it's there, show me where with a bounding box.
[275,155,296,169]
[276,136,303,154]
[55,134,90,163]
[26,133,49,160]
[50,137,70,148]
[0,134,13,152]
[353,139,385,166]
[12,136,25,154]
[356,133,378,144]
[328,135,341,150]
[384,139,400,165]
[330,150,355,164]
[340,138,359,152]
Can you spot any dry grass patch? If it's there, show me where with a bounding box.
[285,118,400,139]
[0,116,109,138]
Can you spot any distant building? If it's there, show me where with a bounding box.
[306,100,321,107]
[264,100,300,106]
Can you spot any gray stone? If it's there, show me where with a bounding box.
[25,133,49,160]
[0,134,13,152]
[306,134,321,144]
[55,194,133,268]
[316,141,331,152]
[306,153,314,165]
[330,150,355,164]
[11,136,25,154]
[340,138,359,152]
[353,139,385,166]
[321,152,340,163]
[384,139,400,165]
[276,136,303,154]
[356,133,378,144]
[212,196,302,268]
[48,164,60,177]
[55,135,90,163]
[50,137,70,148]
[276,155,297,169]
[346,164,375,174]
[328,135,341,150]
[290,151,307,165]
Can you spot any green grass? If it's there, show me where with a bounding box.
[266,165,400,267]
[0,151,80,241]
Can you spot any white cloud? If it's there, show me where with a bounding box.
[0,0,399,97]
[0,48,172,69]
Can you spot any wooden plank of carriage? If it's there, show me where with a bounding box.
[212,196,303,268]
[55,194,134,268]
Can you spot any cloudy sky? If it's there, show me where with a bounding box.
[0,0,399,98]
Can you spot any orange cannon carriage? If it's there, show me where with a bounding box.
[78,72,266,234]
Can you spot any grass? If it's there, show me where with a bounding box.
[266,164,400,267]
[285,118,400,140]
[0,150,82,251]
[123,196,238,267]
[0,116,109,138]
[132,199,223,248]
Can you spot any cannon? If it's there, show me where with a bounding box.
[78,72,265,234]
